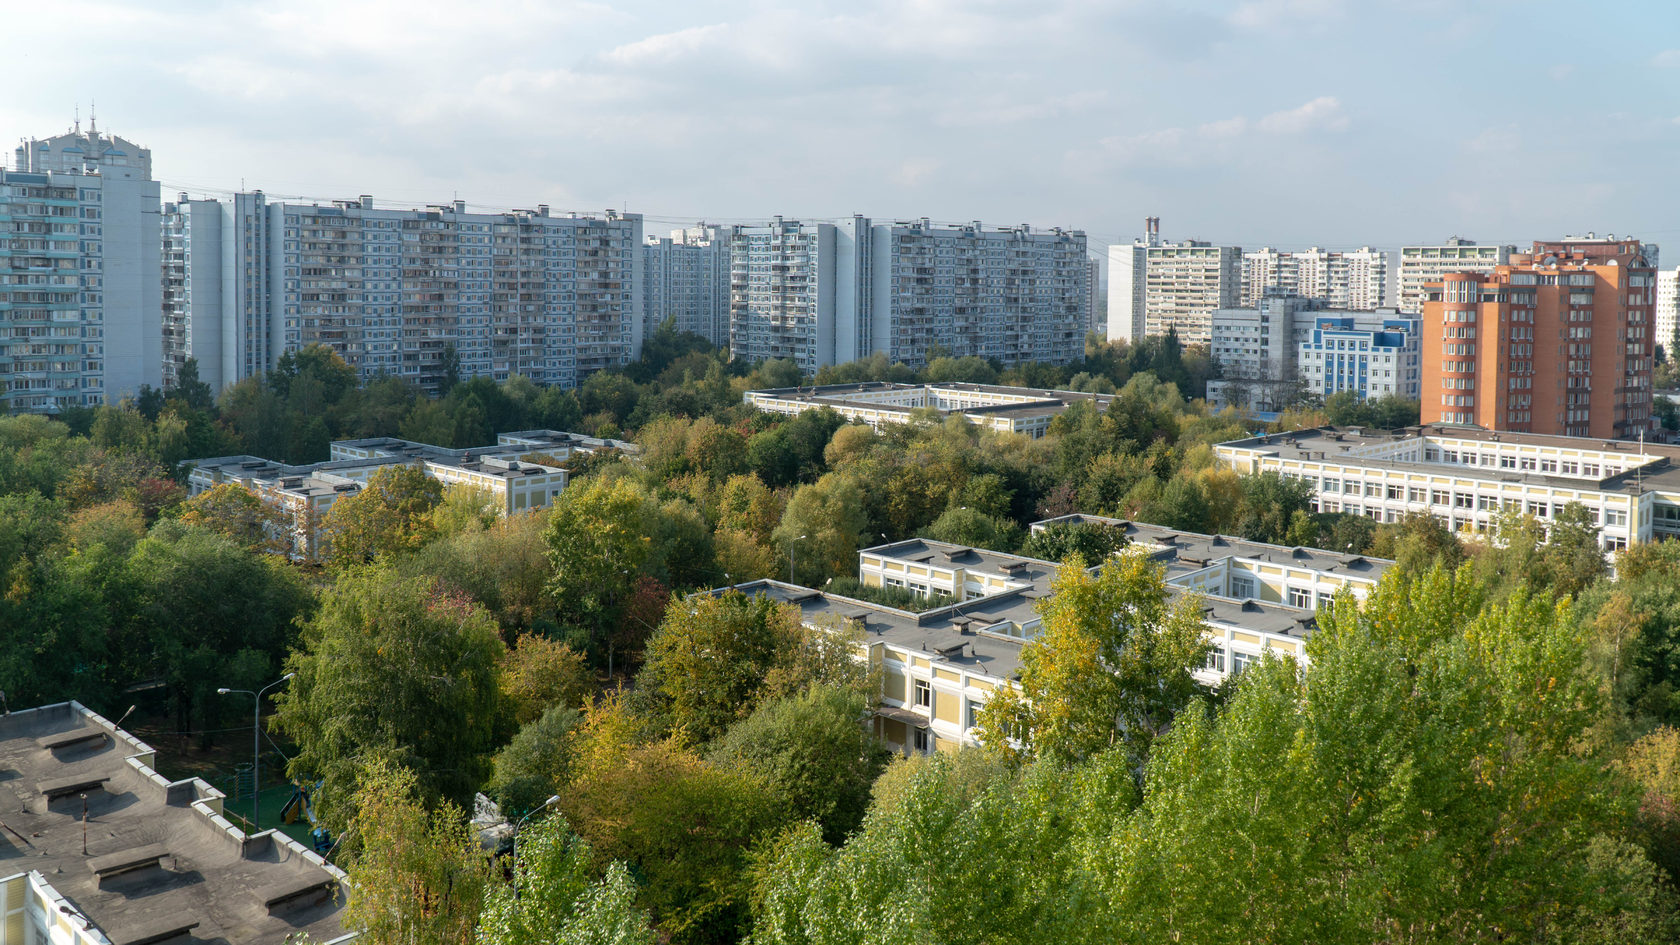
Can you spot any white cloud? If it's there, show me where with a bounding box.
[1092,97,1347,167]
[1654,50,1680,67]
[1256,96,1347,134]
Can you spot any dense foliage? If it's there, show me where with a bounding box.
[7,329,1680,942]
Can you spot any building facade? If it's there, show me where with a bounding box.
[1397,238,1514,314]
[728,216,1089,373]
[1139,239,1242,345]
[3,124,160,412]
[643,225,730,347]
[185,429,631,557]
[1105,216,1159,343]
[161,193,643,394]
[1208,295,1421,412]
[727,518,1388,756]
[1656,265,1678,358]
[1216,424,1680,551]
[1241,246,1392,310]
[1298,314,1421,403]
[1420,237,1656,438]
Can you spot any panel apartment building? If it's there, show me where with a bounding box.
[1240,246,1393,310]
[728,216,1089,373]
[1421,237,1657,439]
[1105,220,1240,346]
[643,225,730,347]
[164,193,644,394]
[1397,237,1515,314]
[3,124,161,412]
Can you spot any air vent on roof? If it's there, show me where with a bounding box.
[935,641,968,659]
[1292,547,1311,559]
[1242,600,1262,612]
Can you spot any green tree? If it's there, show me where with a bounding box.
[501,633,593,725]
[634,590,804,743]
[774,472,869,585]
[977,551,1209,767]
[127,521,312,747]
[479,815,656,945]
[488,705,583,817]
[341,760,490,945]
[709,685,889,844]
[564,707,786,945]
[543,476,658,661]
[321,464,445,568]
[274,569,510,826]
[1019,520,1126,565]
[176,483,283,552]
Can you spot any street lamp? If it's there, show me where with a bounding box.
[789,534,807,586]
[512,795,562,901]
[217,672,295,832]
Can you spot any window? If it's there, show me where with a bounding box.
[912,727,931,753]
[1205,646,1226,673]
[914,679,932,708]
[1229,575,1256,599]
[1230,651,1254,675]
[1288,586,1313,608]
[965,700,981,730]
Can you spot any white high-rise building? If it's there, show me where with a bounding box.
[1140,240,1242,345]
[729,216,1089,372]
[3,122,160,412]
[1105,216,1159,343]
[1241,247,1393,310]
[162,193,643,393]
[1656,266,1679,358]
[644,225,731,347]
[1397,238,1514,314]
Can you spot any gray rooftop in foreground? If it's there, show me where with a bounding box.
[1034,514,1391,581]
[1220,424,1680,495]
[723,527,1337,681]
[0,702,350,945]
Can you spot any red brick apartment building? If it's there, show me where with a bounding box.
[1422,237,1657,439]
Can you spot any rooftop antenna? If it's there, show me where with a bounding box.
[89,100,97,135]
[74,103,80,135]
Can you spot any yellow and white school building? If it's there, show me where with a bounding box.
[1215,424,1680,552]
[731,517,1391,757]
[183,430,633,557]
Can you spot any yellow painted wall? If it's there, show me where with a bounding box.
[934,691,959,724]
[884,672,907,703]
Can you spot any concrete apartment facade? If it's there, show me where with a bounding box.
[3,125,160,412]
[1420,237,1656,438]
[727,518,1390,756]
[643,225,730,347]
[1656,266,1678,357]
[1138,240,1242,345]
[1240,246,1393,310]
[161,193,643,394]
[1396,238,1514,314]
[727,216,1089,372]
[1215,424,1680,551]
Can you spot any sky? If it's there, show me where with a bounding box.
[2,0,1677,253]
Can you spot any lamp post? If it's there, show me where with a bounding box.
[512,795,561,902]
[217,672,294,832]
[789,534,807,586]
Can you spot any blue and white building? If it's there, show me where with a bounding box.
[1297,313,1421,401]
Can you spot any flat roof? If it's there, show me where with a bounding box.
[1033,514,1392,581]
[1220,425,1680,496]
[0,702,350,945]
